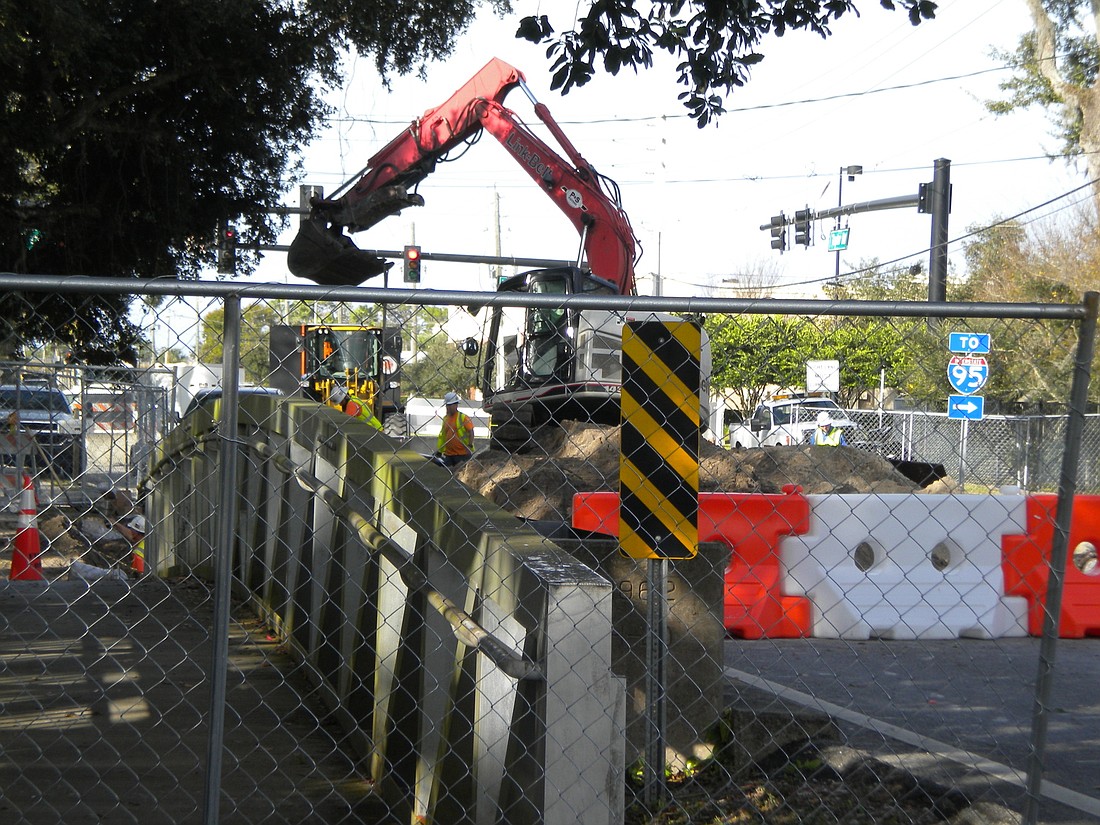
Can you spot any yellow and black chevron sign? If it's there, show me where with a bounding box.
[619,320,701,560]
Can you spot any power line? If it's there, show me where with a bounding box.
[323,64,1016,129]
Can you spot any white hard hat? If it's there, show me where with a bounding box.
[443,391,461,405]
[126,515,147,534]
[330,386,348,404]
[816,411,832,426]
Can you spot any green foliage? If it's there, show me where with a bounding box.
[518,0,937,127]
[705,315,803,411]
[401,333,477,398]
[957,219,1098,409]
[707,261,947,410]
[0,0,498,362]
[985,2,1100,211]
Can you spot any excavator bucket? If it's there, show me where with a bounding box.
[288,218,391,286]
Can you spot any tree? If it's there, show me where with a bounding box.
[3,0,936,365]
[0,0,506,363]
[518,0,937,127]
[958,215,1099,409]
[988,0,1100,213]
[704,314,809,411]
[401,335,477,398]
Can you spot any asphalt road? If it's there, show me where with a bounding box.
[726,635,1100,825]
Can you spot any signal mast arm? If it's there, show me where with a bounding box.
[288,58,637,294]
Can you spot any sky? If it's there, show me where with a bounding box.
[237,0,1086,305]
[133,3,1083,427]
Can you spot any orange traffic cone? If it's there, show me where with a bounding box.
[10,474,43,581]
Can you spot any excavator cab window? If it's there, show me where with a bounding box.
[524,276,570,380]
[482,267,577,396]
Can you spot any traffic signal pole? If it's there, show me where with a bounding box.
[926,158,951,302]
[759,158,951,300]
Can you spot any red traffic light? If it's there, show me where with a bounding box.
[403,245,422,282]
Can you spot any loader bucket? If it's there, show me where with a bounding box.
[287,218,391,286]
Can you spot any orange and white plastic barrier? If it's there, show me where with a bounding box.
[781,493,1030,640]
[9,474,43,581]
[572,488,814,639]
[1002,494,1100,638]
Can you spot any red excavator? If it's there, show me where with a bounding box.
[289,58,708,446]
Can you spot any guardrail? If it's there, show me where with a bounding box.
[147,394,625,823]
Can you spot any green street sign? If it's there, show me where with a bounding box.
[828,228,850,251]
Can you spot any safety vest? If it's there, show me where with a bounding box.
[814,426,844,447]
[131,537,145,575]
[437,411,475,456]
[347,393,384,431]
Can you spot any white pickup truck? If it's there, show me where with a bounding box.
[727,395,856,448]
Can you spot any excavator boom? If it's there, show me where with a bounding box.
[288,58,637,294]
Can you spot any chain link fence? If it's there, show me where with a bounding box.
[0,275,1097,824]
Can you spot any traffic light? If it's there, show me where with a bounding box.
[217,220,237,275]
[794,208,813,248]
[768,214,786,253]
[403,244,422,283]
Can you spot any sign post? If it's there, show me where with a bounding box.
[946,333,991,487]
[620,320,702,809]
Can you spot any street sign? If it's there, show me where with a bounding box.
[947,355,989,394]
[948,395,985,420]
[949,332,990,354]
[806,360,840,393]
[828,228,850,251]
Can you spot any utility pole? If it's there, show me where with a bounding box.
[654,232,662,296]
[494,190,502,285]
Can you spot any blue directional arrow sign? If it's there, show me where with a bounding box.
[948,395,985,420]
[949,332,990,354]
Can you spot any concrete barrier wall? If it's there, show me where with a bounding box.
[149,396,624,824]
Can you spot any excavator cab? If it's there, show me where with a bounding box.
[481,268,576,400]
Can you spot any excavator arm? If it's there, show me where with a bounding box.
[288,58,637,294]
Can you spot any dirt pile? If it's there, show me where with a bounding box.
[458,421,953,522]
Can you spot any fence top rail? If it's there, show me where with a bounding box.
[0,273,1094,322]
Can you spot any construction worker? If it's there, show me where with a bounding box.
[813,411,847,446]
[116,514,146,576]
[330,385,384,432]
[435,391,475,467]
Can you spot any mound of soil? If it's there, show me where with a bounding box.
[458,421,952,522]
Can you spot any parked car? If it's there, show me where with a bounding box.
[0,383,84,477]
[181,386,283,419]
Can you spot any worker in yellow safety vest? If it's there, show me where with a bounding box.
[812,411,847,446]
[330,385,384,432]
[435,391,475,467]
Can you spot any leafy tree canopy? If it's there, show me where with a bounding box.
[2,0,935,364]
[988,0,1100,212]
[518,0,937,127]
